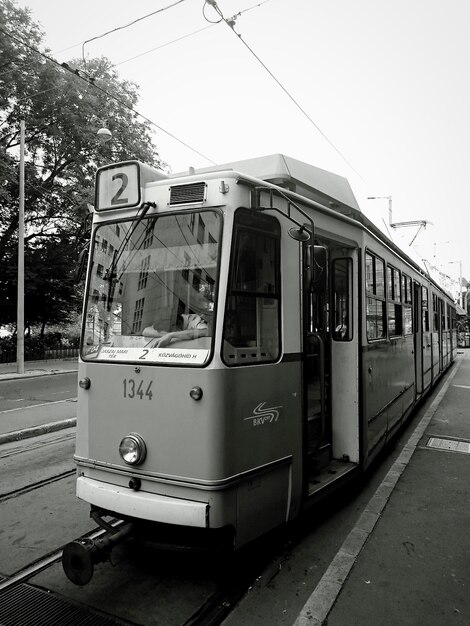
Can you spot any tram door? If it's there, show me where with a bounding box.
[304,245,331,473]
[413,281,424,395]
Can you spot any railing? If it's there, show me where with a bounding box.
[0,347,79,364]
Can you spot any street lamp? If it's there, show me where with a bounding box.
[97,126,112,143]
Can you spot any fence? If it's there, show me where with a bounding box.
[0,347,79,364]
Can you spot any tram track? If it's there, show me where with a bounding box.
[0,520,124,594]
[0,468,76,503]
[0,521,271,626]
[0,432,75,459]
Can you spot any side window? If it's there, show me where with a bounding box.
[222,209,281,366]
[402,274,413,335]
[422,286,429,332]
[365,251,386,340]
[441,300,447,331]
[432,294,439,331]
[332,258,352,341]
[387,265,402,337]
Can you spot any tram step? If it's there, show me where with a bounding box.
[308,443,331,473]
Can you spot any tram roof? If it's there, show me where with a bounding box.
[182,153,361,214]
[174,154,454,302]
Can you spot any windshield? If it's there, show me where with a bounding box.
[82,210,221,365]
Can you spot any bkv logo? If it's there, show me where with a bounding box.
[244,402,283,428]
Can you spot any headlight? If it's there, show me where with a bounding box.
[119,433,147,466]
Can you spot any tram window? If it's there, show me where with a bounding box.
[432,294,439,331]
[365,251,386,340]
[440,299,446,330]
[403,307,413,335]
[402,274,412,304]
[388,302,403,336]
[82,210,221,365]
[402,274,412,334]
[387,265,402,337]
[222,209,280,365]
[332,258,352,341]
[422,286,429,332]
[366,298,386,339]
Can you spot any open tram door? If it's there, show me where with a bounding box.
[413,280,424,395]
[303,245,331,474]
[302,242,359,496]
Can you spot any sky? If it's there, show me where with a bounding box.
[18,0,470,301]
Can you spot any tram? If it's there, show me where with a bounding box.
[63,154,456,584]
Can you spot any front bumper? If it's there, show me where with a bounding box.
[77,476,209,527]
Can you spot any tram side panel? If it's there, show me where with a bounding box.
[361,240,416,467]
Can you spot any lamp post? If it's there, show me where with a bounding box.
[17,120,25,374]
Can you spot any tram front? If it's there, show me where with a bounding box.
[73,161,302,557]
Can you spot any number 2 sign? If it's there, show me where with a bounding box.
[95,162,141,211]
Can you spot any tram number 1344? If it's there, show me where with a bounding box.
[123,379,154,400]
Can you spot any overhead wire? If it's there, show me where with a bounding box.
[203,0,365,182]
[0,25,216,165]
[110,1,272,69]
[113,24,215,68]
[81,0,188,68]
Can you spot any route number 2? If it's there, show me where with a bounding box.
[123,379,153,400]
[96,163,139,211]
[111,173,129,205]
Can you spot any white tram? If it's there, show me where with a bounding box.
[64,154,456,583]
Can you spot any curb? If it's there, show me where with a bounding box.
[0,417,77,445]
[0,369,78,382]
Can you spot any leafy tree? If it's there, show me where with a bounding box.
[0,0,164,330]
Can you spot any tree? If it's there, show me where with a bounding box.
[0,0,165,330]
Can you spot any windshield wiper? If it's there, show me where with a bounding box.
[104,201,156,283]
[103,201,155,311]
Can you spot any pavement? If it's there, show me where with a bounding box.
[0,358,78,444]
[0,357,79,381]
[295,349,470,626]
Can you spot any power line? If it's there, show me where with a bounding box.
[82,0,188,65]
[0,25,216,165]
[113,25,215,68]
[101,2,271,70]
[203,0,365,182]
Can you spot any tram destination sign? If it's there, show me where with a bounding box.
[85,345,209,365]
[95,160,167,211]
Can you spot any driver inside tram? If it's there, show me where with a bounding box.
[146,313,210,348]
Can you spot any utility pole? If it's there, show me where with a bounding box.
[367,195,431,245]
[17,120,25,374]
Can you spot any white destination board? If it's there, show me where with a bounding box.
[96,162,141,211]
[89,346,209,365]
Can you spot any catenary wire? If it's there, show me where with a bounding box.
[113,24,215,68]
[94,2,271,70]
[82,0,188,67]
[203,0,365,183]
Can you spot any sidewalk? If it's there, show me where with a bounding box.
[0,359,79,444]
[0,358,78,381]
[295,350,470,626]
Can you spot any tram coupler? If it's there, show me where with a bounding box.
[62,522,133,585]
